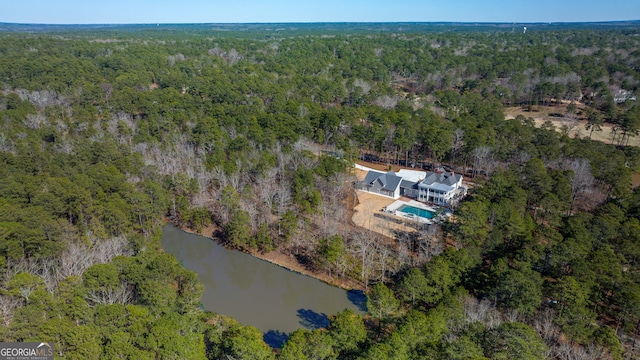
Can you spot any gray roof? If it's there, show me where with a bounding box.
[362,170,384,185]
[363,170,403,192]
[400,179,418,189]
[421,171,462,187]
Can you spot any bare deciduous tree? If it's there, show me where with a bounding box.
[0,295,20,326]
[551,342,608,360]
[415,225,444,263]
[240,201,259,233]
[208,46,225,56]
[374,95,399,109]
[14,89,68,109]
[504,309,522,323]
[396,239,411,268]
[105,112,136,146]
[0,133,14,153]
[372,244,394,283]
[258,168,279,210]
[472,146,493,177]
[86,283,133,306]
[353,78,372,94]
[226,49,242,65]
[54,140,74,155]
[101,83,113,105]
[23,113,47,129]
[59,233,130,280]
[450,128,465,166]
[532,309,559,344]
[349,229,377,289]
[464,296,502,329]
[562,158,595,213]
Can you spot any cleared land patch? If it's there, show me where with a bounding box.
[504,105,640,147]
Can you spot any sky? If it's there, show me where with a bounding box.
[2,0,640,24]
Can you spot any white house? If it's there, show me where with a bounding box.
[357,167,467,206]
[613,89,636,104]
[417,171,465,206]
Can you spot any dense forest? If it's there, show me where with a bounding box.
[1,23,640,359]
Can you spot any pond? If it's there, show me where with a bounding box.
[160,224,365,346]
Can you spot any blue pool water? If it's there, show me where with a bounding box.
[397,205,436,219]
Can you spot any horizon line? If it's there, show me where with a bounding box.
[2,20,640,27]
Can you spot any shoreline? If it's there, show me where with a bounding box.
[170,221,366,292]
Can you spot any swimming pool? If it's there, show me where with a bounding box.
[397,205,436,219]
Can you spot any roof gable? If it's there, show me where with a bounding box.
[421,171,461,187]
[363,170,385,185]
[382,171,402,192]
[363,170,402,192]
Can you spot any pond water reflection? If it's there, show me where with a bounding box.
[161,224,365,343]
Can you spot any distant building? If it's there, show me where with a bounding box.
[356,168,467,206]
[614,89,636,104]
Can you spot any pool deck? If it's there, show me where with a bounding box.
[352,191,405,237]
[383,199,437,224]
[353,191,439,237]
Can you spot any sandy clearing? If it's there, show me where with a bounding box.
[504,105,640,147]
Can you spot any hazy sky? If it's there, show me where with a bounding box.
[2,0,639,24]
